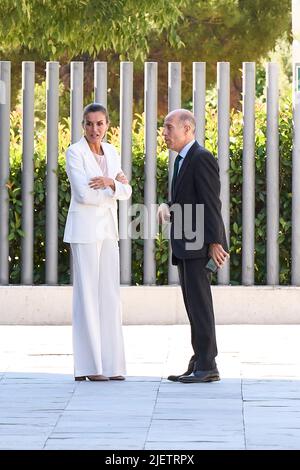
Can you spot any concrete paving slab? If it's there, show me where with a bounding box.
[242,379,300,400]
[145,441,246,450]
[0,325,300,450]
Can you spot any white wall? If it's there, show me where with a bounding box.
[0,286,299,325]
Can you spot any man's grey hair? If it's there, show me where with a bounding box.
[82,102,109,124]
[168,109,196,133]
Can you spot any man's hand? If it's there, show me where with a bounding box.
[116,171,129,184]
[89,177,115,191]
[157,203,171,224]
[209,243,229,268]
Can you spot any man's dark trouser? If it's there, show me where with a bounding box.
[177,256,218,371]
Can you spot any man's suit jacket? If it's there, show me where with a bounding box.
[170,140,228,263]
[63,136,132,243]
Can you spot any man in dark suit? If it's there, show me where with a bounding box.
[158,109,229,383]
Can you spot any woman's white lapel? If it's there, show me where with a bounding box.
[79,136,103,176]
[79,137,116,177]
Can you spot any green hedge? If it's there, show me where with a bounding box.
[8,97,292,285]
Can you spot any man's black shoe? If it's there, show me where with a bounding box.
[167,358,195,382]
[179,368,220,383]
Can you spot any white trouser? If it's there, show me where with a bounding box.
[71,240,126,377]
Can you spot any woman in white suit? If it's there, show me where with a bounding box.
[64,103,132,382]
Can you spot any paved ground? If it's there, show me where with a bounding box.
[0,324,300,450]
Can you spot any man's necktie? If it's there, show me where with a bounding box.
[172,154,183,190]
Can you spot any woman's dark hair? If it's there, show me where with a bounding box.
[82,103,109,124]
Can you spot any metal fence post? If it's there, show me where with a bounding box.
[46,62,59,285]
[266,62,279,285]
[193,62,206,146]
[143,62,157,285]
[0,61,11,285]
[119,62,133,285]
[242,62,256,285]
[21,61,35,285]
[168,62,181,285]
[217,62,230,285]
[69,62,84,283]
[94,62,107,109]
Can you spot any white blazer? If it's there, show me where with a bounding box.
[63,136,132,243]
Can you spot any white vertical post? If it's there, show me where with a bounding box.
[21,61,35,285]
[143,62,157,285]
[94,62,107,108]
[292,0,300,285]
[71,62,84,144]
[266,63,279,285]
[46,62,59,285]
[193,62,206,146]
[292,92,300,284]
[168,62,181,285]
[242,62,256,286]
[70,62,84,283]
[119,62,133,285]
[217,62,230,285]
[94,61,107,142]
[0,61,11,285]
[292,0,300,96]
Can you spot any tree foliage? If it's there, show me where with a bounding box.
[0,0,292,111]
[0,0,186,60]
[146,0,292,108]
